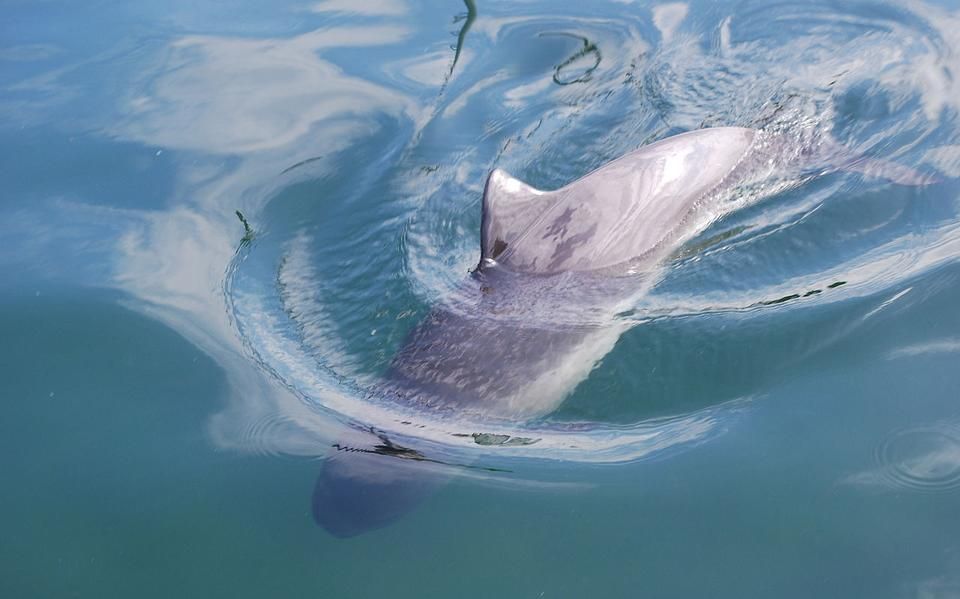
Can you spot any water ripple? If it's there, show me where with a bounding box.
[222,0,960,468]
[873,424,960,493]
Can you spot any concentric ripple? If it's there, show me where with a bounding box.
[873,425,960,493]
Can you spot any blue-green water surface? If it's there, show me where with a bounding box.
[4,0,960,596]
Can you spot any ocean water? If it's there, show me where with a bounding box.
[4,0,960,596]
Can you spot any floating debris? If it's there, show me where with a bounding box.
[235,210,255,245]
[472,432,540,446]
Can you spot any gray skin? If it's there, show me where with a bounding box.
[312,127,932,537]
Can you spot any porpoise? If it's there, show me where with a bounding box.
[311,126,931,537]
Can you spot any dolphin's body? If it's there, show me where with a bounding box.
[312,127,929,537]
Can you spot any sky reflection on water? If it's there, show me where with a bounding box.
[4,0,960,594]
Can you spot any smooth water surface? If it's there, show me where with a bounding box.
[3,0,960,596]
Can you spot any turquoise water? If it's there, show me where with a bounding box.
[4,0,960,595]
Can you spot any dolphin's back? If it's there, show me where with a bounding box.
[313,125,936,538]
[384,127,758,418]
[482,127,756,274]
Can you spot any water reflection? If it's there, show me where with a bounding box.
[9,0,959,481]
[116,26,418,153]
[651,3,688,43]
[101,19,427,462]
[889,337,960,359]
[845,423,960,494]
[313,0,409,17]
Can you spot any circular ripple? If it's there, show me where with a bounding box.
[239,414,314,458]
[875,425,960,493]
[224,0,959,466]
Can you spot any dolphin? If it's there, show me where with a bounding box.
[311,126,931,537]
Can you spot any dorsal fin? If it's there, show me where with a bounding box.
[477,128,758,275]
[480,169,553,266]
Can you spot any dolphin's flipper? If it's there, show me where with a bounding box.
[312,444,444,538]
